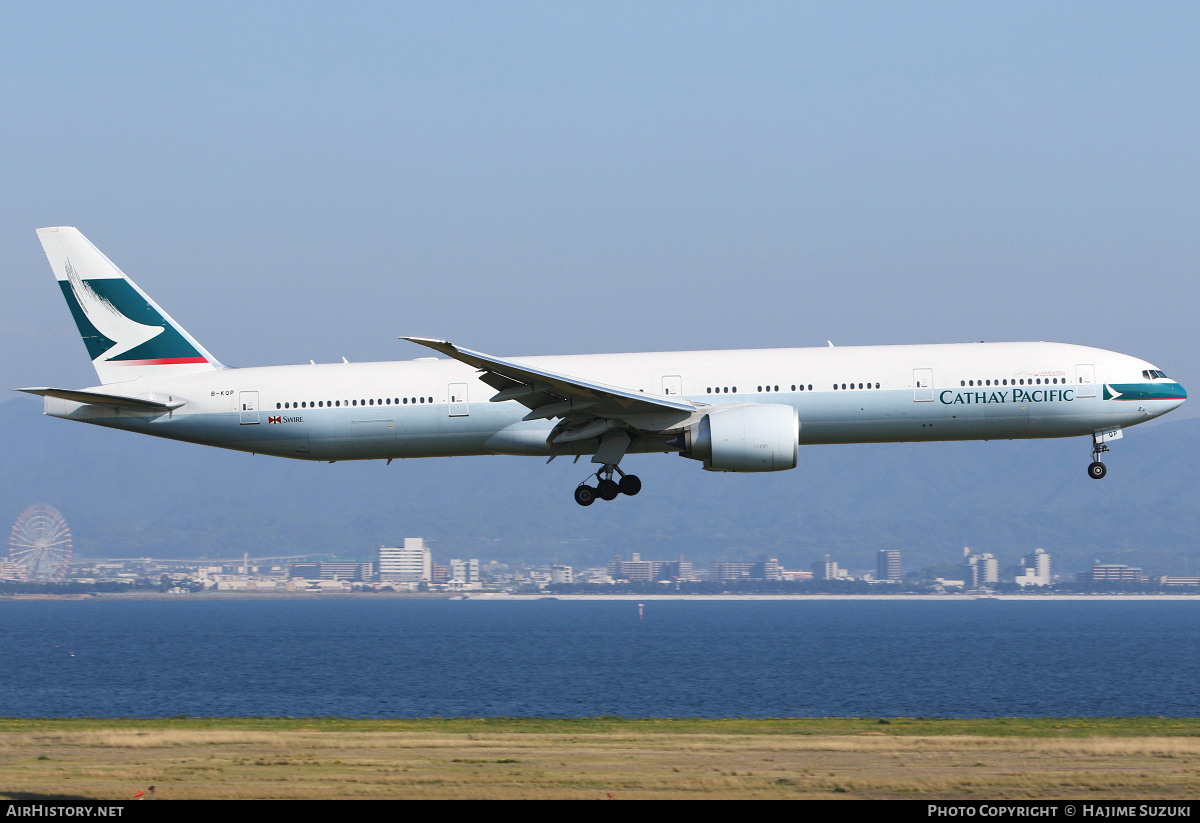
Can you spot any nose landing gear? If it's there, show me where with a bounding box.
[1088,433,1109,480]
[574,464,641,506]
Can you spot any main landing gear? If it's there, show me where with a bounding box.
[1088,433,1109,480]
[574,465,641,506]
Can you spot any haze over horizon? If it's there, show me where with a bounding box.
[2,3,1196,573]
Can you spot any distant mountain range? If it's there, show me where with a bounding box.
[2,395,1196,579]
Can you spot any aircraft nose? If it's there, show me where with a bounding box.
[1161,380,1187,414]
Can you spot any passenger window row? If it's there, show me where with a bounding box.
[706,384,822,394]
[959,377,1068,387]
[706,383,859,394]
[276,396,434,410]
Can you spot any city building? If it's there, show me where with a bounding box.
[1079,562,1145,583]
[0,560,21,581]
[706,560,783,581]
[660,559,694,581]
[378,538,432,583]
[710,562,754,581]
[575,567,614,585]
[290,561,374,582]
[1016,548,1051,587]
[449,559,480,583]
[611,554,655,582]
[876,550,901,582]
[962,548,999,587]
[812,554,846,581]
[610,554,691,582]
[751,559,783,580]
[550,564,573,585]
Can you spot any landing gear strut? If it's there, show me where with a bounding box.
[575,464,641,506]
[1088,434,1109,480]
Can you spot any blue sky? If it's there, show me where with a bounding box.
[3,2,1197,414]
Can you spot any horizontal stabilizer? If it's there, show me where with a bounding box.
[16,387,185,411]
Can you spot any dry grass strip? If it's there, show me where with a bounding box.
[3,725,1200,799]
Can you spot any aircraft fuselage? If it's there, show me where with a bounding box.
[41,340,1185,462]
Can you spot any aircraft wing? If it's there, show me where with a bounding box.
[401,337,697,425]
[16,387,185,411]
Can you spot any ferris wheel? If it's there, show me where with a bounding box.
[9,504,73,582]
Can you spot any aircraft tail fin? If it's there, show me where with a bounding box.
[36,227,223,384]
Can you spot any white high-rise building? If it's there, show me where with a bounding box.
[379,538,432,582]
[963,549,999,586]
[1016,548,1052,587]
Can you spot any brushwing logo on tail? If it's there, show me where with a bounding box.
[58,259,207,365]
[63,259,164,362]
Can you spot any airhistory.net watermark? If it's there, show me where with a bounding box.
[5,808,123,817]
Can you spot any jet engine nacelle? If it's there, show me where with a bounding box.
[680,403,799,472]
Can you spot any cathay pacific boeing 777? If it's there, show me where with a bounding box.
[20,227,1187,506]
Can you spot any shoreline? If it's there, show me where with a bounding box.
[2,591,1198,602]
[478,593,1200,601]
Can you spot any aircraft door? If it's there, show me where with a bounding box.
[1076,364,1097,398]
[448,383,469,417]
[239,391,260,424]
[913,369,934,402]
[662,375,682,396]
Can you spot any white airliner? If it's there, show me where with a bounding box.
[20,227,1187,506]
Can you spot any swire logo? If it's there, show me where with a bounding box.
[268,416,282,424]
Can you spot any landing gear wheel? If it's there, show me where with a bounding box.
[574,485,597,506]
[1089,433,1112,481]
[618,474,642,496]
[597,478,620,501]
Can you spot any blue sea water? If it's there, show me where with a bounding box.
[0,598,1197,718]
